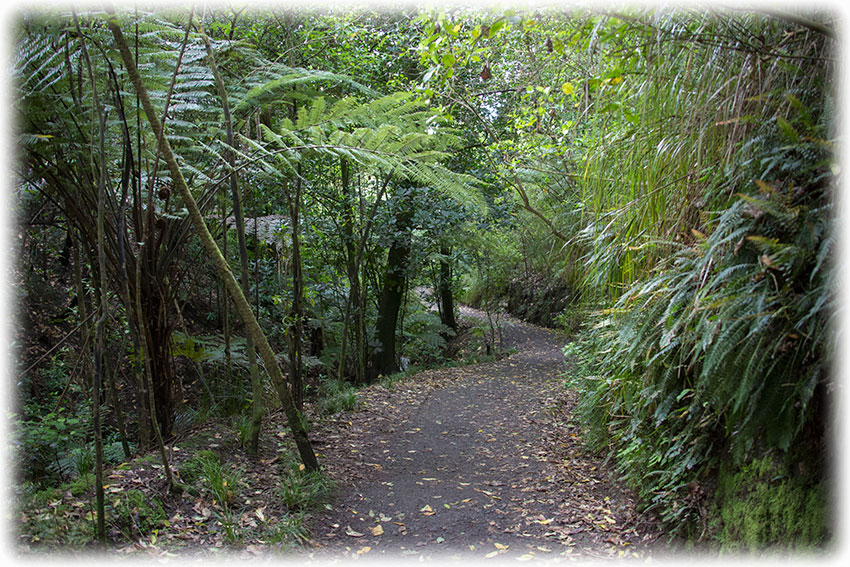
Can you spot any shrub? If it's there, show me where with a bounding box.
[263,512,310,548]
[401,310,453,366]
[177,449,221,485]
[569,173,834,540]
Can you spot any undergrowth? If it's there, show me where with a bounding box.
[568,168,834,546]
[565,17,836,549]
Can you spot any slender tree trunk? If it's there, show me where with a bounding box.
[92,273,106,544]
[344,169,394,383]
[220,198,233,403]
[136,244,176,491]
[338,157,366,384]
[201,28,263,453]
[75,13,105,541]
[281,25,306,409]
[112,80,148,454]
[108,17,319,471]
[285,173,305,410]
[438,244,457,331]
[76,234,130,462]
[106,351,132,459]
[73,240,93,391]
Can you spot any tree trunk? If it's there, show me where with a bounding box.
[338,157,367,384]
[286,174,305,410]
[72,240,94,391]
[369,186,415,381]
[92,110,107,547]
[221,199,233,402]
[135,246,176,491]
[201,27,263,453]
[75,13,106,539]
[108,17,319,471]
[438,244,456,331]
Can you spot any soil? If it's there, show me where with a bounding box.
[304,306,662,561]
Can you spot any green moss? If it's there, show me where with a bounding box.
[67,472,95,497]
[709,455,829,553]
[28,487,62,508]
[21,487,92,547]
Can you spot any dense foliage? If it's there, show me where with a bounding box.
[412,6,837,548]
[11,4,836,553]
[566,14,835,547]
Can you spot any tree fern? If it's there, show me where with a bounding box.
[235,87,484,210]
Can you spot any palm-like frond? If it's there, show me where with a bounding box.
[232,88,485,210]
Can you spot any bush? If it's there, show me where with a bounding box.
[263,512,310,548]
[14,409,87,485]
[569,164,834,541]
[177,449,221,485]
[401,310,453,366]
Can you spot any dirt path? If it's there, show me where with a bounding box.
[306,307,660,561]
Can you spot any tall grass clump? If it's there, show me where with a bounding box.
[568,10,836,548]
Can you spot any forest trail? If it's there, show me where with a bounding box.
[306,307,660,561]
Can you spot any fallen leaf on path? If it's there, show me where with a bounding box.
[370,525,384,536]
[345,526,364,537]
[474,488,501,500]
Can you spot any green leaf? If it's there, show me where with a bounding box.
[488,19,506,38]
[776,115,799,143]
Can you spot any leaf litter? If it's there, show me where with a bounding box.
[308,306,662,560]
[17,307,661,559]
